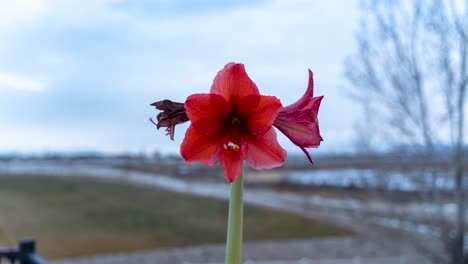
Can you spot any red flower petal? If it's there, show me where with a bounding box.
[280,116,322,163]
[282,69,314,112]
[185,93,232,136]
[238,94,282,135]
[210,63,259,102]
[275,96,323,143]
[273,70,323,163]
[244,128,286,169]
[219,150,244,183]
[180,125,221,166]
[307,95,323,119]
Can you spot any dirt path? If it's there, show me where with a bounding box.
[51,237,433,264]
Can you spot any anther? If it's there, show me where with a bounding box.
[227,141,240,151]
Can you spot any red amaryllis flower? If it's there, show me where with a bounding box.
[181,63,286,182]
[274,70,323,163]
[150,63,323,182]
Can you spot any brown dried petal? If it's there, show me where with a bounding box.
[150,99,189,140]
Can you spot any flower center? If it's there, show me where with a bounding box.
[221,114,243,154]
[231,115,241,125]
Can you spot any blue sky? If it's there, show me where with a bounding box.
[0,0,360,155]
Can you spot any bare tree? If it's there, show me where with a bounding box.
[345,0,467,263]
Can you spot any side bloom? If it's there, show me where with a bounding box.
[273,70,323,163]
[150,100,188,140]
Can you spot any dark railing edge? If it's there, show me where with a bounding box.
[0,238,48,264]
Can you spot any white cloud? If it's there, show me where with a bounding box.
[0,72,46,92]
[0,0,48,32]
[0,0,363,153]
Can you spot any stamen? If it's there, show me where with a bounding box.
[227,141,240,151]
[149,117,158,127]
[222,141,240,152]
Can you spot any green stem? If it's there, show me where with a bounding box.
[225,170,244,264]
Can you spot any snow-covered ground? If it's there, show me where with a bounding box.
[287,169,459,192]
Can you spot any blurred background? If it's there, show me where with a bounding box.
[0,0,466,263]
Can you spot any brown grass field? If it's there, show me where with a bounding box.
[0,174,351,259]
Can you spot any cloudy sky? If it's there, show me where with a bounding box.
[0,0,361,155]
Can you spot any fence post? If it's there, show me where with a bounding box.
[18,239,47,264]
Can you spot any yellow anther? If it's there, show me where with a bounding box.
[223,144,228,150]
[227,141,240,151]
